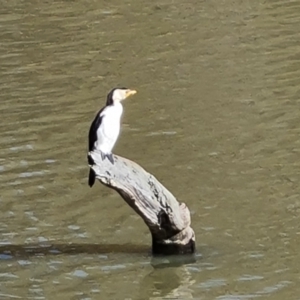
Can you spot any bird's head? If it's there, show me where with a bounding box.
[106,87,137,105]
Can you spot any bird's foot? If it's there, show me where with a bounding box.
[100,151,114,165]
[100,151,106,161]
[107,153,114,164]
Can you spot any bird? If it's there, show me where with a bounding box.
[87,87,137,187]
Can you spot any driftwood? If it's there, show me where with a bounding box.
[88,150,195,255]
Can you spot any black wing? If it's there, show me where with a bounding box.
[88,107,105,151]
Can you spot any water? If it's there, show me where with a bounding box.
[1,0,300,299]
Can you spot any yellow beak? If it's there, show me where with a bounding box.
[125,89,137,98]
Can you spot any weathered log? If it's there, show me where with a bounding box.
[88,150,195,255]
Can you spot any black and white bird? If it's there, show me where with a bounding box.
[87,87,137,187]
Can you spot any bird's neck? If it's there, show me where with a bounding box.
[110,101,123,115]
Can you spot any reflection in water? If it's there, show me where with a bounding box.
[0,243,150,257]
[140,264,195,299]
[1,0,300,299]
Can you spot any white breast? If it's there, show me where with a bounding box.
[95,103,123,154]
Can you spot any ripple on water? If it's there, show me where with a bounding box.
[217,295,260,300]
[198,278,227,290]
[38,237,49,243]
[9,144,34,152]
[0,254,13,260]
[237,274,264,282]
[243,251,265,259]
[68,225,80,230]
[48,249,61,255]
[18,171,48,178]
[101,264,127,272]
[45,159,56,164]
[257,281,291,295]
[0,241,11,246]
[17,260,32,266]
[0,273,18,279]
[146,131,177,136]
[7,180,23,186]
[0,294,22,299]
[71,270,89,278]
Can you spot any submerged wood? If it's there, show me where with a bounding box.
[88,150,195,255]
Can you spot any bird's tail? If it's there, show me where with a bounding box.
[88,168,96,187]
[87,153,95,187]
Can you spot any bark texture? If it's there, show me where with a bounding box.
[88,150,195,255]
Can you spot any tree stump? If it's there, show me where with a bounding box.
[88,150,195,255]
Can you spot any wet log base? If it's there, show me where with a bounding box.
[88,150,195,255]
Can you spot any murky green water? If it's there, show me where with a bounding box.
[1,0,300,299]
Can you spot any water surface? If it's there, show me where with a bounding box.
[1,0,300,299]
